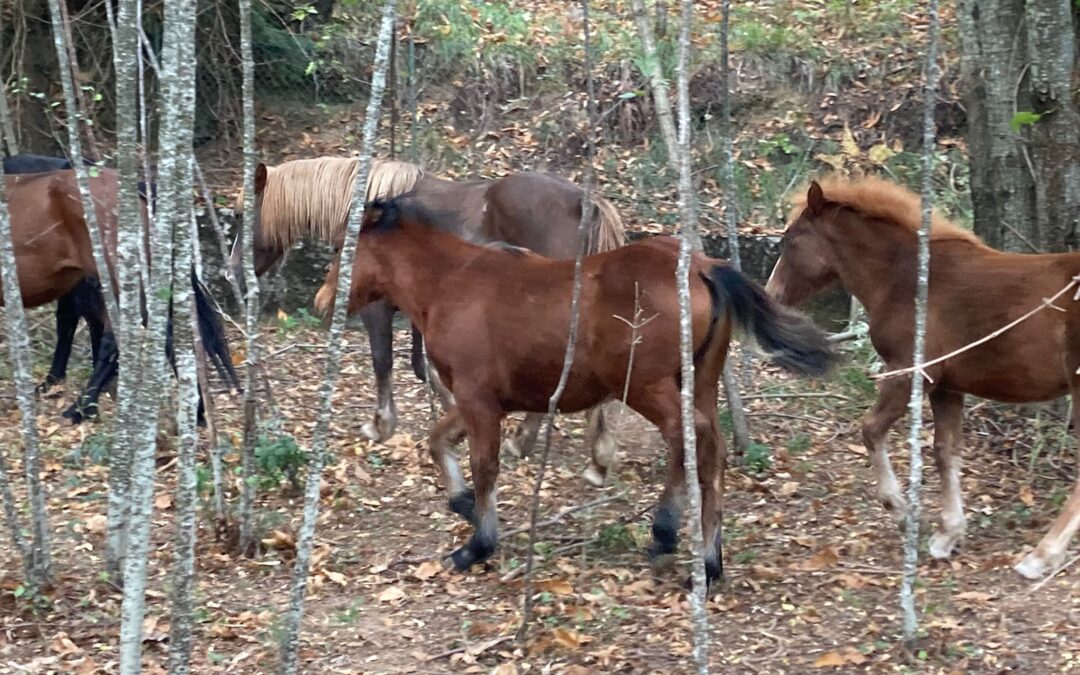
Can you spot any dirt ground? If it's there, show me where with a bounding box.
[2,319,1080,674]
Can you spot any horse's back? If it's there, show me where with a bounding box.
[483,172,587,258]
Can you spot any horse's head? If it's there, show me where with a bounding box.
[765,181,839,306]
[227,163,286,290]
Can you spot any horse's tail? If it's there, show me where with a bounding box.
[589,195,625,253]
[704,264,834,377]
[191,268,242,392]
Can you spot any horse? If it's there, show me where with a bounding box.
[322,195,833,584]
[3,156,142,399]
[227,157,626,486]
[1,168,238,421]
[765,176,1080,580]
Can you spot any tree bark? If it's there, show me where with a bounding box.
[165,4,201,670]
[901,0,941,644]
[238,0,261,554]
[959,0,1080,252]
[0,165,52,590]
[278,3,397,672]
[117,0,196,670]
[106,0,143,581]
[673,1,710,672]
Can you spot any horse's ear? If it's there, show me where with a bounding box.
[806,181,825,216]
[254,163,268,195]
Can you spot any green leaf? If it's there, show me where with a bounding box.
[617,91,639,100]
[89,165,100,178]
[304,60,317,77]
[1010,111,1043,131]
[13,585,25,598]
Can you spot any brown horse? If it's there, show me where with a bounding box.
[328,196,832,582]
[228,157,626,485]
[2,169,238,420]
[766,176,1080,579]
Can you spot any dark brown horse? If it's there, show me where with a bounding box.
[329,196,832,582]
[766,176,1080,579]
[2,168,238,420]
[228,157,625,485]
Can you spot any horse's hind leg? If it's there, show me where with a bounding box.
[582,404,619,488]
[928,389,967,559]
[428,408,471,521]
[1016,392,1080,579]
[38,290,80,395]
[862,377,911,521]
[450,399,503,571]
[503,413,541,459]
[360,300,397,442]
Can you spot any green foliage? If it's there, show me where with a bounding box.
[276,307,322,332]
[786,433,812,455]
[596,523,636,551]
[744,442,773,473]
[254,433,308,491]
[1010,110,1044,132]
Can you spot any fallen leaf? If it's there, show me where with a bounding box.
[323,570,347,586]
[551,627,583,650]
[413,560,442,580]
[779,481,800,496]
[536,578,574,596]
[792,546,840,572]
[841,123,860,158]
[814,651,846,667]
[752,564,784,580]
[867,143,896,165]
[85,514,107,535]
[154,493,172,510]
[1019,484,1035,507]
[378,585,406,603]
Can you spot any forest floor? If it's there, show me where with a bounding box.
[2,318,1080,674]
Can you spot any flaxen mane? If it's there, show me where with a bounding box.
[791,175,982,245]
[258,157,423,247]
[591,195,626,253]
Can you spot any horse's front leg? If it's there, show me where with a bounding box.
[862,377,911,522]
[1016,391,1080,579]
[450,401,503,571]
[39,290,80,395]
[928,389,967,559]
[359,299,397,442]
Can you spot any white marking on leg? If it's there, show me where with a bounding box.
[929,460,966,559]
[442,453,466,496]
[869,443,906,519]
[1016,479,1080,579]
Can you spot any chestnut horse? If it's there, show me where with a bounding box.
[227,157,626,485]
[766,176,1080,579]
[2,168,238,421]
[330,196,832,583]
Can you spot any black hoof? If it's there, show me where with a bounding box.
[450,546,478,571]
[647,540,677,560]
[683,562,725,592]
[448,489,476,524]
[63,406,85,424]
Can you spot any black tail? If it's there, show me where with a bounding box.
[704,265,834,377]
[191,268,242,392]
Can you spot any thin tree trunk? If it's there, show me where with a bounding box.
[278,3,397,671]
[673,1,709,671]
[0,166,52,590]
[45,0,119,321]
[165,7,201,671]
[0,86,18,156]
[901,0,940,644]
[118,0,196,669]
[238,0,261,555]
[518,0,595,641]
[56,0,100,160]
[715,0,749,454]
[106,0,144,580]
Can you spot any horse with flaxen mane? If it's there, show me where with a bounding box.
[228,156,626,486]
[325,195,832,584]
[2,168,238,422]
[767,176,1080,580]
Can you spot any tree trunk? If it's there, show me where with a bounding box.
[959,0,1080,252]
[118,0,196,669]
[238,0,261,555]
[0,166,52,590]
[673,1,710,672]
[165,3,201,670]
[901,0,941,644]
[45,0,118,320]
[106,0,143,581]
[278,3,397,672]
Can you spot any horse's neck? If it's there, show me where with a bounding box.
[375,228,480,325]
[824,212,913,318]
